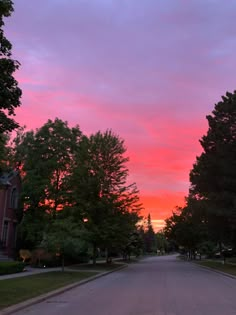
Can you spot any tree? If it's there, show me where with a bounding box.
[15,118,82,247]
[156,232,169,254]
[164,202,206,259]
[69,130,142,264]
[42,216,88,271]
[142,214,156,253]
[190,91,236,249]
[0,0,22,133]
[0,132,10,172]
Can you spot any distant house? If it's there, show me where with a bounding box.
[0,171,21,258]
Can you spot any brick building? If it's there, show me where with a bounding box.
[0,171,21,258]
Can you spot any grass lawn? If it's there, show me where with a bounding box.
[68,262,125,271]
[196,261,236,276]
[227,257,236,264]
[0,271,98,309]
[115,257,141,264]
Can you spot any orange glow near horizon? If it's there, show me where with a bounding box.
[140,192,186,231]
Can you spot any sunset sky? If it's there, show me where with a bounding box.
[5,0,236,231]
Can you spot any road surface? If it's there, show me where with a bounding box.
[13,255,236,315]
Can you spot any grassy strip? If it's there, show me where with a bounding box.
[227,257,236,264]
[68,262,125,271]
[0,271,98,309]
[115,258,141,264]
[196,261,236,276]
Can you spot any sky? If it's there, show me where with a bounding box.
[5,0,236,231]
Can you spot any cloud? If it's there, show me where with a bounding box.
[140,191,186,220]
[6,0,236,221]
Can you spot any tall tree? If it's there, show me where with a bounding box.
[190,91,236,248]
[43,215,88,271]
[164,204,205,259]
[0,0,22,133]
[143,213,156,253]
[69,130,142,264]
[0,132,10,172]
[15,118,81,247]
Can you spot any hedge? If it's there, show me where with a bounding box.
[0,261,25,275]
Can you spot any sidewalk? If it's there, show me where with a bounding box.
[0,266,62,280]
[0,260,126,280]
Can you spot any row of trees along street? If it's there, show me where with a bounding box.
[4,117,172,267]
[11,120,144,266]
[164,91,236,260]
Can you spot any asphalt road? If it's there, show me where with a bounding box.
[13,255,236,315]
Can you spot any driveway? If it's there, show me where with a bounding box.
[12,255,236,315]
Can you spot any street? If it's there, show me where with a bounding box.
[13,255,236,315]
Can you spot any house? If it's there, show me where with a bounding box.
[0,170,21,258]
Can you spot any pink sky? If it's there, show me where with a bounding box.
[5,0,236,231]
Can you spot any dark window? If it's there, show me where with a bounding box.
[2,221,9,246]
[12,223,17,246]
[10,188,18,209]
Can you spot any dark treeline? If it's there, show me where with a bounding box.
[5,119,144,265]
[1,118,170,266]
[165,91,236,260]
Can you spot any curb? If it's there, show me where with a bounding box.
[0,264,127,315]
[191,261,236,280]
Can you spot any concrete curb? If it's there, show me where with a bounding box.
[191,261,236,280]
[0,264,127,315]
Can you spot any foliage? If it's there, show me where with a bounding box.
[0,0,22,133]
[0,261,25,275]
[122,230,144,260]
[156,232,169,253]
[68,130,142,264]
[42,216,88,271]
[164,202,206,258]
[10,121,142,264]
[19,249,31,262]
[13,118,81,248]
[142,213,156,253]
[190,91,236,248]
[0,133,9,172]
[165,91,236,257]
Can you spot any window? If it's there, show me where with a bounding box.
[2,221,9,246]
[10,188,18,209]
[12,223,17,247]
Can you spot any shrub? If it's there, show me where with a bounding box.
[0,261,25,275]
[39,257,61,268]
[19,249,31,262]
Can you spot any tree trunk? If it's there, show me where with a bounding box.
[61,253,65,272]
[92,244,97,265]
[106,248,112,264]
[106,248,109,264]
[219,240,223,257]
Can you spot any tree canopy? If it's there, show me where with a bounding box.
[190,91,236,247]
[13,122,143,264]
[165,91,236,257]
[0,0,22,133]
[68,130,142,264]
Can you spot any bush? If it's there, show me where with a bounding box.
[19,249,31,262]
[0,261,25,275]
[64,253,90,265]
[39,257,61,268]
